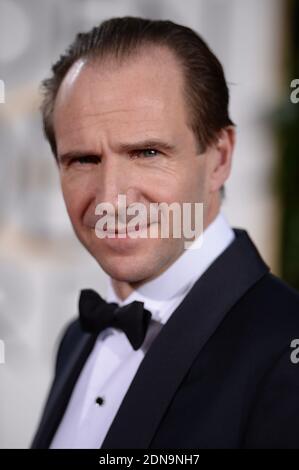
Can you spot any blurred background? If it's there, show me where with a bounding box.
[0,0,298,448]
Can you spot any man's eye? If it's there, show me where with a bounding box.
[132,148,160,158]
[70,156,100,165]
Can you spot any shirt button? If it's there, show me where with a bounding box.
[95,396,105,406]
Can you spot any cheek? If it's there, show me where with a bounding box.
[157,172,203,205]
[149,169,185,203]
[185,159,208,202]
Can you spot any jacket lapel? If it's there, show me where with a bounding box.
[101,229,269,448]
[31,330,97,448]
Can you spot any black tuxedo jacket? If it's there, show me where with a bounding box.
[31,229,299,449]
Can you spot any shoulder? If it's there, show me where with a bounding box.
[239,281,299,449]
[234,272,299,334]
[221,273,299,447]
[254,272,299,306]
[211,271,299,374]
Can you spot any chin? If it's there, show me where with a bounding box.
[96,253,155,283]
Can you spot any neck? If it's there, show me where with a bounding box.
[111,279,136,301]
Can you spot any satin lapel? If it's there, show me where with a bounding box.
[101,229,269,448]
[31,331,97,448]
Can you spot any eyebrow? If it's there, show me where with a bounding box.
[116,138,176,153]
[58,138,176,163]
[58,151,99,165]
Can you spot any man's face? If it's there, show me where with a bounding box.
[53,47,219,285]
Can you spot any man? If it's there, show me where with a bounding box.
[31,16,299,449]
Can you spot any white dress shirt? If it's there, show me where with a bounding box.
[50,212,235,448]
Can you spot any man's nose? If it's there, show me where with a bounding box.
[94,155,136,208]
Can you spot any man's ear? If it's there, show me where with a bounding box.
[209,126,236,193]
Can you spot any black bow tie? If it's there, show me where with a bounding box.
[79,289,152,351]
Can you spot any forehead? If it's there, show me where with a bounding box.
[53,47,190,150]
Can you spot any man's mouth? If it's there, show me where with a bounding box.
[104,223,149,235]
